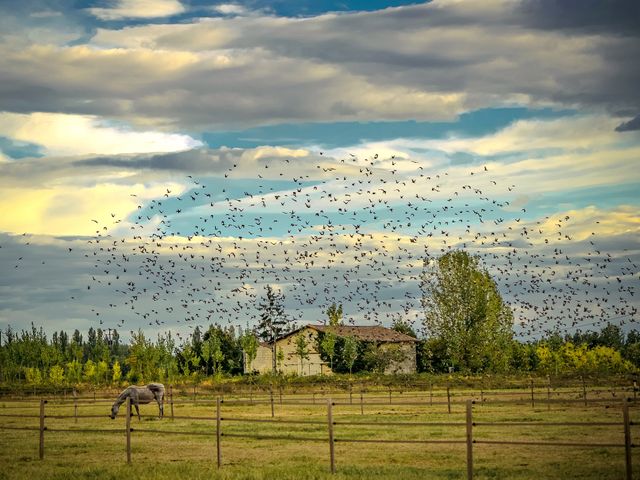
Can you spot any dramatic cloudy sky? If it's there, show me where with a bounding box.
[0,0,638,343]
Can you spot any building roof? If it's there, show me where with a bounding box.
[273,324,418,343]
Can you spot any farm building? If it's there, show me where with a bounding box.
[245,324,418,375]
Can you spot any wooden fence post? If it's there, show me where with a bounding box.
[170,385,174,420]
[466,400,473,480]
[360,390,364,415]
[430,382,433,406]
[39,399,45,460]
[270,389,275,418]
[447,386,451,414]
[530,379,535,409]
[73,389,78,424]
[126,397,132,464]
[327,399,336,474]
[216,397,222,469]
[349,382,353,405]
[547,377,551,411]
[623,400,632,480]
[193,384,197,406]
[581,376,587,406]
[633,381,637,403]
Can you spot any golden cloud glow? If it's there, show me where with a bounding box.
[0,112,201,156]
[0,182,185,236]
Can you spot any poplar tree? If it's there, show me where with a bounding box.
[240,330,259,372]
[294,334,310,375]
[320,303,343,371]
[421,250,513,372]
[256,285,290,373]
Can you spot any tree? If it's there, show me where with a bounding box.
[391,318,417,338]
[294,334,310,375]
[276,347,285,373]
[596,324,624,351]
[326,303,343,326]
[417,337,449,373]
[125,329,163,383]
[49,364,65,387]
[240,330,259,372]
[320,303,343,371]
[179,345,200,379]
[112,360,122,384]
[156,332,178,382]
[203,325,242,375]
[85,327,97,361]
[83,360,97,384]
[256,285,290,373]
[69,329,83,362]
[421,250,513,373]
[341,336,359,375]
[202,332,224,376]
[66,359,83,385]
[95,360,109,386]
[362,343,408,374]
[320,333,337,372]
[25,367,43,391]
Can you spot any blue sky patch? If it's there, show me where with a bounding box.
[202,107,574,149]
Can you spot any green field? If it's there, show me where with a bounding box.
[0,387,638,480]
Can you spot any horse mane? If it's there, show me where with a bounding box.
[115,386,132,404]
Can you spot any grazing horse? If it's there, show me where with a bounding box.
[110,383,164,420]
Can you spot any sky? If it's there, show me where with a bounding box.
[0,0,639,344]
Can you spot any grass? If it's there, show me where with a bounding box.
[0,386,638,479]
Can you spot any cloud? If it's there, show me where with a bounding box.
[1,115,637,237]
[615,114,640,132]
[0,144,342,236]
[0,112,202,156]
[315,114,640,209]
[0,145,339,192]
[0,1,638,338]
[414,115,629,156]
[533,205,640,244]
[0,182,186,236]
[515,0,640,37]
[212,4,249,16]
[1,1,638,129]
[71,145,330,178]
[87,0,185,20]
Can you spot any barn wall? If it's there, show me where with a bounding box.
[277,328,327,376]
[244,328,330,375]
[383,342,417,374]
[249,344,273,374]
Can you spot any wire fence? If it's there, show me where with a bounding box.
[0,388,637,480]
[2,376,638,404]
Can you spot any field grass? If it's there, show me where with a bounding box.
[0,387,638,480]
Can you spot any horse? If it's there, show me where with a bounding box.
[110,383,165,420]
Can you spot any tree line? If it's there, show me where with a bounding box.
[1,250,637,388]
[1,320,637,390]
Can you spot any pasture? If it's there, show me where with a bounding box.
[0,385,638,480]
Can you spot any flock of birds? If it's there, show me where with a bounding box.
[5,152,639,343]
